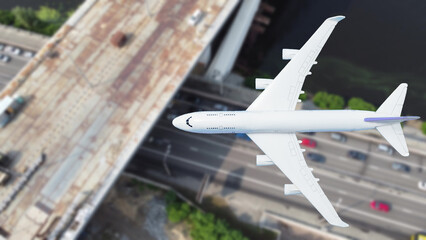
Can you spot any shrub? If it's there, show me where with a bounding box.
[422,121,426,135]
[348,97,376,111]
[313,91,345,109]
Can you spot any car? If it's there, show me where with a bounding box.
[188,9,204,26]
[391,162,410,172]
[0,54,11,63]
[378,144,393,155]
[0,43,4,51]
[11,47,22,55]
[307,153,325,163]
[418,180,426,191]
[4,45,13,53]
[213,103,228,111]
[370,200,391,212]
[330,132,347,142]
[303,132,315,136]
[23,51,35,58]
[301,138,317,148]
[348,150,367,161]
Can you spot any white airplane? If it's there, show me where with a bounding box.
[172,16,419,227]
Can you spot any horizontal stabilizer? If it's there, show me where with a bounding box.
[365,116,419,122]
[376,123,409,156]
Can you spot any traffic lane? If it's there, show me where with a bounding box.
[155,119,425,198]
[307,132,426,184]
[135,146,421,236]
[147,128,426,226]
[312,131,426,172]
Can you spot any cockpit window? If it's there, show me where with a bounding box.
[186,117,193,127]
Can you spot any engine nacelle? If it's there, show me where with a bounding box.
[282,48,299,60]
[256,155,274,166]
[255,78,273,90]
[284,184,302,195]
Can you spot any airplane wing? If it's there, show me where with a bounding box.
[247,16,345,111]
[247,133,349,227]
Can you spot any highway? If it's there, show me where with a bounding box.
[0,48,29,88]
[128,89,426,239]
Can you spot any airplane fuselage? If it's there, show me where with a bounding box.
[173,110,390,134]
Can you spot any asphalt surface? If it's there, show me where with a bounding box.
[0,46,31,88]
[128,90,426,239]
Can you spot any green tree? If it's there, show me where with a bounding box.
[0,10,15,25]
[299,93,307,101]
[348,97,376,111]
[422,121,426,135]
[11,7,41,30]
[313,91,345,109]
[166,202,191,223]
[36,6,61,23]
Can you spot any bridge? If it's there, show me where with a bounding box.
[0,0,238,239]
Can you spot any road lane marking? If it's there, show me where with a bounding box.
[189,146,199,152]
[402,208,413,214]
[370,165,379,170]
[338,190,347,195]
[141,147,426,224]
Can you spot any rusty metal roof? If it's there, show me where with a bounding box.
[0,0,238,238]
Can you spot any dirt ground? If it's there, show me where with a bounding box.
[79,176,190,240]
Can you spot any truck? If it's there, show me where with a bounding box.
[0,95,25,128]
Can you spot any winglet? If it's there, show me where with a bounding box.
[327,15,345,23]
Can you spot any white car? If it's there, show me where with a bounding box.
[188,9,204,26]
[419,180,426,191]
[12,47,22,55]
[23,51,35,58]
[378,144,393,155]
[331,132,347,142]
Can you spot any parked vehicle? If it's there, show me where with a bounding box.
[188,9,204,26]
[370,200,391,212]
[391,162,410,173]
[348,150,367,161]
[0,95,25,128]
[307,153,325,163]
[301,138,317,148]
[213,103,228,111]
[11,47,22,55]
[378,144,393,155]
[418,180,426,191]
[0,54,11,63]
[0,43,4,51]
[23,51,35,58]
[330,132,347,142]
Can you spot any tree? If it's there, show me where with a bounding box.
[313,91,345,109]
[0,10,15,25]
[348,97,376,111]
[422,121,426,135]
[36,6,61,23]
[11,7,41,30]
[166,202,191,223]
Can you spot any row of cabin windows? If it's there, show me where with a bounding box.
[206,127,236,130]
[206,113,236,116]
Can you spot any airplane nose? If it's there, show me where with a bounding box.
[172,115,185,130]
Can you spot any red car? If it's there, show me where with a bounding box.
[370,200,391,212]
[301,138,317,148]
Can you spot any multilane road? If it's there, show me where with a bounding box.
[129,90,426,238]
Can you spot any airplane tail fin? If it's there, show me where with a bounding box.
[375,83,412,157]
